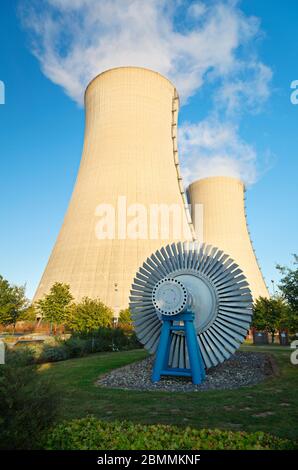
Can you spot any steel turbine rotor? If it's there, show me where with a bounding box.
[129,242,253,369]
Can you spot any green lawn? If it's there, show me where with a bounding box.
[38,345,298,440]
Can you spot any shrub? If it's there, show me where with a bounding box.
[40,344,69,363]
[123,330,141,349]
[118,308,133,329]
[5,328,142,367]
[64,336,89,357]
[66,298,113,334]
[0,352,60,449]
[75,327,141,352]
[44,417,296,450]
[5,345,36,366]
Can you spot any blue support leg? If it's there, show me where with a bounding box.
[195,336,206,381]
[163,329,172,370]
[152,310,206,384]
[185,317,205,384]
[152,320,171,382]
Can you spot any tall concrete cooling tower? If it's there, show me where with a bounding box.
[34,67,194,312]
[187,176,269,300]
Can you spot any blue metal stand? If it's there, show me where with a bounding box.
[152,309,205,385]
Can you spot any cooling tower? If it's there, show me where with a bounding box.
[187,176,269,300]
[34,67,194,312]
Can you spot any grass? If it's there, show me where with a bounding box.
[38,345,298,441]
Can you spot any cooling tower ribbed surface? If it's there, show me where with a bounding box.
[187,176,269,300]
[34,67,193,312]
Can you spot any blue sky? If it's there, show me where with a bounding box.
[0,0,297,299]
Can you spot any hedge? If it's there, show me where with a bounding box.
[44,417,296,450]
[5,328,142,366]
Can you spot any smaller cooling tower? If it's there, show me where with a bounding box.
[187,176,269,300]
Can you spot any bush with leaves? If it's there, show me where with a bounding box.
[4,328,142,367]
[66,297,113,334]
[63,336,90,357]
[70,327,141,353]
[39,344,70,363]
[118,308,133,329]
[0,348,60,449]
[44,417,296,450]
[5,345,36,366]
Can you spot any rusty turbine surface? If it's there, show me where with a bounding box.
[129,242,253,369]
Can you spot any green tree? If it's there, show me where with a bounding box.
[252,296,268,332]
[252,296,292,342]
[0,275,28,333]
[266,298,283,343]
[118,308,132,328]
[66,297,113,334]
[19,304,37,322]
[277,254,298,314]
[36,282,73,334]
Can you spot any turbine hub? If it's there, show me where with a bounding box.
[152,278,189,316]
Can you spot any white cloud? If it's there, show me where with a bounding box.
[179,118,258,186]
[19,0,268,106]
[216,61,273,114]
[187,1,207,18]
[19,0,272,185]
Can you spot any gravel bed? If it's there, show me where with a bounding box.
[96,351,276,392]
